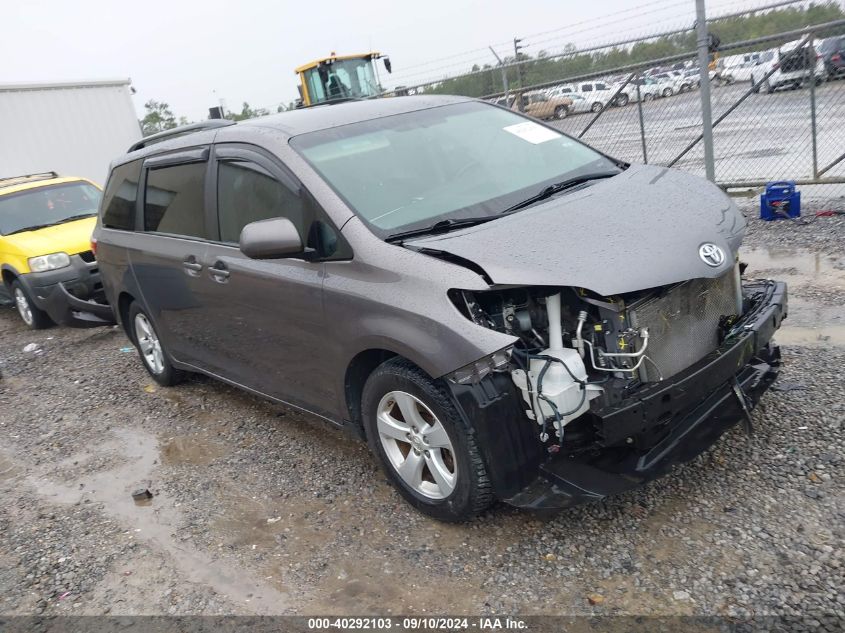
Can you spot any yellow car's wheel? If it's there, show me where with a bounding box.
[11,280,52,330]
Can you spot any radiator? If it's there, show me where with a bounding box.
[627,272,739,382]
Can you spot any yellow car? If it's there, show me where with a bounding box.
[0,172,112,329]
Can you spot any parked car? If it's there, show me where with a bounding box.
[94,97,786,521]
[0,172,112,329]
[559,94,594,114]
[514,91,572,119]
[723,59,758,83]
[546,84,608,112]
[751,40,827,93]
[573,81,615,110]
[682,67,701,88]
[651,72,684,96]
[617,76,662,103]
[545,85,575,100]
[818,35,845,79]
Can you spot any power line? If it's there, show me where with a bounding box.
[392,0,813,87]
[389,0,693,81]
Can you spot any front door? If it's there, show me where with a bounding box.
[195,145,337,415]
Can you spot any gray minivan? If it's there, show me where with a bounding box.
[94,96,786,521]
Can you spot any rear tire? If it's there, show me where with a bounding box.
[590,102,603,113]
[128,302,185,387]
[554,105,568,119]
[643,93,654,102]
[11,280,52,330]
[362,358,493,522]
[662,87,673,97]
[615,93,629,107]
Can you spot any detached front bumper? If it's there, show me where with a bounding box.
[18,254,115,327]
[449,281,787,511]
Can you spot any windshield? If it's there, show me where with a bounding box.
[303,58,380,103]
[291,101,619,235]
[0,181,101,235]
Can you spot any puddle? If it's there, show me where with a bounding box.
[160,435,226,466]
[742,248,845,347]
[25,427,289,614]
[742,248,845,286]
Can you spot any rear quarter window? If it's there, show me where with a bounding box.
[101,160,142,230]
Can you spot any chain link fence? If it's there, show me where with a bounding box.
[392,5,845,202]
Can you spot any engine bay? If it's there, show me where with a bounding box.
[450,269,769,449]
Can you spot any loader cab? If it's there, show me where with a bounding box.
[295,52,392,106]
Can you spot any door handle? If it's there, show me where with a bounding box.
[210,262,230,282]
[183,257,202,275]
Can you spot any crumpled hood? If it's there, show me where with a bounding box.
[2,216,96,259]
[406,164,745,296]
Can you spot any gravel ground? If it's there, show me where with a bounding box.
[0,210,843,627]
[738,198,845,252]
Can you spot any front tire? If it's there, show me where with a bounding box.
[554,105,568,119]
[590,101,602,113]
[662,87,673,97]
[128,302,185,386]
[643,93,654,102]
[362,358,493,522]
[11,280,52,330]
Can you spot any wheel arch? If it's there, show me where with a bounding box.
[343,348,400,431]
[1,264,20,290]
[117,291,136,340]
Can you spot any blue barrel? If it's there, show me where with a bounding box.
[760,181,801,220]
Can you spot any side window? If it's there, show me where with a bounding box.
[101,160,142,230]
[217,160,305,243]
[144,162,207,238]
[581,84,593,92]
[216,155,352,260]
[596,83,608,90]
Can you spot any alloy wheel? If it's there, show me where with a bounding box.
[134,312,164,375]
[14,288,33,326]
[376,391,457,500]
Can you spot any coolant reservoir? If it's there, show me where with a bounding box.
[511,347,595,428]
[511,293,601,435]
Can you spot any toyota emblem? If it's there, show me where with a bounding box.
[699,243,726,267]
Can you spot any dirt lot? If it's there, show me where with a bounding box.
[0,208,843,625]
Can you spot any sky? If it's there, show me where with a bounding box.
[0,0,806,122]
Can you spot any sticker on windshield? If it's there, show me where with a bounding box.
[503,121,562,144]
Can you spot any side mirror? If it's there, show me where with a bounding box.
[383,57,392,74]
[239,217,303,259]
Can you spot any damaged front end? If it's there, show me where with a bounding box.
[445,266,787,510]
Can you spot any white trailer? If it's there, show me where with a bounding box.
[0,79,141,186]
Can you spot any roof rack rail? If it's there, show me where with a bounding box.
[129,120,235,152]
[0,171,60,189]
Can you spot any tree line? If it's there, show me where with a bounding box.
[421,1,845,98]
[139,101,285,136]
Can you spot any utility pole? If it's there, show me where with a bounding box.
[489,46,510,102]
[695,0,716,182]
[513,37,525,111]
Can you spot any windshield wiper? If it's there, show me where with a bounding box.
[385,216,497,243]
[499,171,620,215]
[55,213,97,224]
[3,223,59,236]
